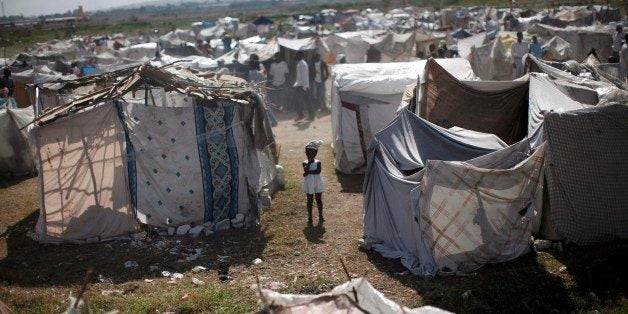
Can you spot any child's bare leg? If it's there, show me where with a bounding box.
[306,194,314,223]
[315,193,324,221]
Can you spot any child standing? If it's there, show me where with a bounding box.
[302,140,324,223]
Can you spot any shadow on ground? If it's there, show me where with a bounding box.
[0,175,35,189]
[0,210,271,287]
[363,242,628,313]
[335,172,364,193]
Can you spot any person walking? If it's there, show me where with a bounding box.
[612,25,624,61]
[268,53,289,110]
[511,32,528,79]
[293,51,313,121]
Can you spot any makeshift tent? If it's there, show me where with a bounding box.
[31,65,277,243]
[542,104,628,245]
[0,107,35,175]
[527,23,613,62]
[469,38,512,80]
[418,140,546,276]
[119,43,158,60]
[527,73,596,135]
[331,58,477,173]
[416,59,529,144]
[362,109,508,276]
[258,277,451,313]
[542,35,572,61]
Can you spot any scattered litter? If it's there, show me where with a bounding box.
[192,278,205,286]
[192,266,207,273]
[269,281,287,290]
[252,258,264,265]
[395,270,410,276]
[171,273,184,280]
[124,261,138,268]
[181,294,189,301]
[101,290,124,296]
[217,255,231,263]
[144,279,154,283]
[161,271,172,277]
[559,266,567,273]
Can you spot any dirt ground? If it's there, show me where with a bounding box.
[0,109,627,313]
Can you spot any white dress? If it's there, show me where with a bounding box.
[302,160,324,194]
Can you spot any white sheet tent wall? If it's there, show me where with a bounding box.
[118,43,158,61]
[31,66,276,243]
[469,38,512,80]
[0,107,36,175]
[542,35,572,61]
[331,58,476,174]
[325,30,416,64]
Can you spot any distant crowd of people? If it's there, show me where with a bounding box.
[214,50,334,124]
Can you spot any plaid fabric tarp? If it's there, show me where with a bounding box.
[544,104,628,245]
[418,142,546,275]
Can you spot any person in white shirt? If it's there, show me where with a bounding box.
[268,53,289,109]
[612,25,624,61]
[293,51,313,121]
[308,53,330,112]
[511,32,528,79]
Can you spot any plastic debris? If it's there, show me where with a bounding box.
[181,294,189,300]
[101,290,124,296]
[192,266,207,273]
[192,278,205,286]
[171,273,184,280]
[144,279,154,283]
[161,271,172,277]
[252,258,264,265]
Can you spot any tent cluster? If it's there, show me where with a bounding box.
[359,57,627,277]
[25,64,278,243]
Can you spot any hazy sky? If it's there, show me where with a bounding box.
[3,0,153,17]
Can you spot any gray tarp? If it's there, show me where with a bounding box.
[543,103,628,245]
[0,107,35,175]
[362,109,506,274]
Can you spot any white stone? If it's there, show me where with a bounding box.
[130,231,147,240]
[167,227,175,236]
[192,266,207,273]
[203,227,214,236]
[214,219,231,232]
[189,225,204,236]
[192,277,205,286]
[176,224,191,236]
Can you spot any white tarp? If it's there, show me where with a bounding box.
[33,103,139,243]
[260,277,452,314]
[331,59,476,173]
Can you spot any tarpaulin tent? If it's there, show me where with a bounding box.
[527,23,613,62]
[418,140,546,276]
[31,65,276,243]
[469,38,512,81]
[0,107,35,175]
[362,109,508,275]
[542,103,628,245]
[542,35,572,61]
[416,58,529,144]
[331,59,477,173]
